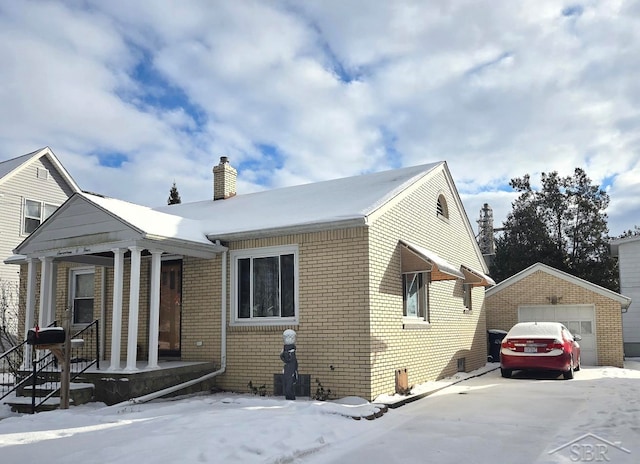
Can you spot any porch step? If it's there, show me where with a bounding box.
[4,382,95,413]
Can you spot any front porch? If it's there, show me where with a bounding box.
[3,360,220,412]
[77,360,220,405]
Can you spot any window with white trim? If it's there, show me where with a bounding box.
[23,199,58,234]
[231,246,298,325]
[71,268,95,325]
[403,271,430,323]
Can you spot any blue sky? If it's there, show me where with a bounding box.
[0,0,639,236]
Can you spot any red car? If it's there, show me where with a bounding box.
[500,322,581,380]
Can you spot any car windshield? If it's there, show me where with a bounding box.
[507,322,562,338]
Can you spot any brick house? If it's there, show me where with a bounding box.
[485,263,630,368]
[10,158,493,401]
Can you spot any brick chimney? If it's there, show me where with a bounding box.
[213,156,237,200]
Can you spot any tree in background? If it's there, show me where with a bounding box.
[168,181,181,205]
[0,278,19,352]
[616,225,640,238]
[491,168,618,291]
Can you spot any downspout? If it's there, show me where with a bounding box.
[119,244,228,405]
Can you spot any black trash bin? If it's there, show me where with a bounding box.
[487,329,507,362]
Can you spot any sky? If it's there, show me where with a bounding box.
[1,363,639,463]
[0,0,639,236]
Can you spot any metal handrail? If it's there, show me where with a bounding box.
[0,321,57,401]
[1,320,100,413]
[30,320,100,413]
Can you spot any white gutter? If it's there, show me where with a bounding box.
[116,245,228,406]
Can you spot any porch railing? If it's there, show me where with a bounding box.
[0,320,100,412]
[0,321,57,401]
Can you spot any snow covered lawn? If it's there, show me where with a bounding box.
[1,362,639,463]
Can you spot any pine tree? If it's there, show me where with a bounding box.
[168,181,181,205]
[491,168,618,291]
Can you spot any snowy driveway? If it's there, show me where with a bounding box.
[307,365,640,464]
[1,364,639,464]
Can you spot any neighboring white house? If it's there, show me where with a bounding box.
[611,236,640,357]
[0,148,80,334]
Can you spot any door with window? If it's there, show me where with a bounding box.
[159,260,182,357]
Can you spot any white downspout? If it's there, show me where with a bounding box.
[118,246,228,405]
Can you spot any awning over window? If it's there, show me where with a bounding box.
[461,264,496,287]
[400,240,465,281]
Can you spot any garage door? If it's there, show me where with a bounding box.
[518,305,597,365]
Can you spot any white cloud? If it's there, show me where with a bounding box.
[0,0,638,235]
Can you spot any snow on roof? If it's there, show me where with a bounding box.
[156,162,442,238]
[506,322,564,338]
[81,192,213,245]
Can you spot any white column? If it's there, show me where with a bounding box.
[147,250,163,369]
[38,256,54,327]
[125,246,143,371]
[109,248,126,371]
[22,258,37,368]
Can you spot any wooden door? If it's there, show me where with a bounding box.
[159,260,182,357]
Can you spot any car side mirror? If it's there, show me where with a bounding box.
[573,334,582,342]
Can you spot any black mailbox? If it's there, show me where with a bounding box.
[27,327,66,345]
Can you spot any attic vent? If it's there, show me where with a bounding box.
[37,167,49,180]
[436,194,449,219]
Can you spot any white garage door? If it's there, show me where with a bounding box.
[518,305,597,365]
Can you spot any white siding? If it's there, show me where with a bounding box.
[0,157,75,285]
[618,240,640,344]
[18,196,140,255]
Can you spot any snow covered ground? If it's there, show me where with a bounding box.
[1,362,639,463]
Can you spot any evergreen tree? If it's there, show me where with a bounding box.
[491,168,618,291]
[168,181,181,205]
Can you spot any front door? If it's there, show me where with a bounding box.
[159,260,182,358]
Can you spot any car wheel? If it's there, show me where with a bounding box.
[563,359,574,380]
[574,356,581,372]
[501,368,512,378]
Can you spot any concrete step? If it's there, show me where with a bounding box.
[5,382,95,413]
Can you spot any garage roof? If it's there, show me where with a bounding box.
[486,262,632,309]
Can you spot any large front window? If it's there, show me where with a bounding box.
[232,246,298,325]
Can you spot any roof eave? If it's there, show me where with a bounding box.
[207,217,368,242]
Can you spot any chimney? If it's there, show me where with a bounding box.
[213,156,237,200]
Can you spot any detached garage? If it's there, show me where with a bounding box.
[485,263,631,368]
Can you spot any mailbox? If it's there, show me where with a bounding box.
[27,327,66,345]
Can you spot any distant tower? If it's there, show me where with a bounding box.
[477,203,495,263]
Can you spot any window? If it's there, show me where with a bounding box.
[23,199,57,234]
[436,194,449,219]
[463,284,472,310]
[403,272,429,322]
[231,246,298,325]
[71,268,95,324]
